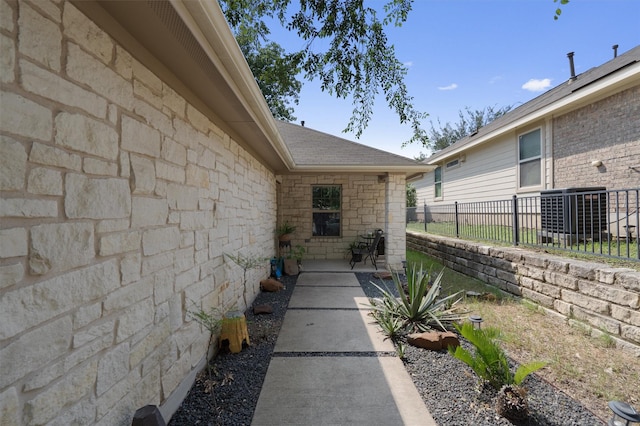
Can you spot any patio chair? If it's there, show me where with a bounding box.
[350,229,383,270]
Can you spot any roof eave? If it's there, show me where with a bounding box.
[280,165,437,175]
[74,0,295,172]
[170,1,295,169]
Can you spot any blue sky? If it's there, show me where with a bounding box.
[265,0,640,159]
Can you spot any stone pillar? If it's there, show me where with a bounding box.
[384,173,406,271]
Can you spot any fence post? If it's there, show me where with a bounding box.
[423,202,427,232]
[454,201,460,238]
[512,195,519,246]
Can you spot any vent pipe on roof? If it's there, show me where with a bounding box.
[613,44,619,58]
[301,120,305,127]
[567,52,576,80]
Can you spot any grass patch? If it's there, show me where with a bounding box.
[405,250,503,297]
[407,222,640,270]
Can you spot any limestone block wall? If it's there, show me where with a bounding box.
[277,174,389,261]
[276,172,407,267]
[0,1,276,424]
[384,173,407,269]
[407,232,640,355]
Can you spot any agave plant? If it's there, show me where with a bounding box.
[449,322,547,420]
[367,263,467,335]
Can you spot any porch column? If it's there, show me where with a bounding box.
[384,173,407,271]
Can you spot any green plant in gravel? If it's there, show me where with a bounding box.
[225,252,267,308]
[188,302,225,379]
[449,322,547,421]
[367,263,467,335]
[395,341,406,359]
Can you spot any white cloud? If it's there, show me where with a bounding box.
[403,61,413,68]
[437,83,458,91]
[489,75,503,84]
[522,78,552,92]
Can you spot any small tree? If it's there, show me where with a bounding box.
[225,252,267,309]
[188,303,223,379]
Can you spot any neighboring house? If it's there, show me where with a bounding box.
[0,1,430,425]
[413,45,640,206]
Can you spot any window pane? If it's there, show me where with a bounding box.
[312,212,340,236]
[312,186,341,236]
[435,182,442,198]
[312,186,341,210]
[434,167,442,182]
[519,129,541,160]
[520,159,541,187]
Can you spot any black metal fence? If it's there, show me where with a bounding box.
[407,188,639,260]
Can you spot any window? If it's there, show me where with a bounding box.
[446,159,459,169]
[518,129,541,188]
[312,185,341,236]
[434,167,442,198]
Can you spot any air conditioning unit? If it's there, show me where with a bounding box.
[540,187,607,234]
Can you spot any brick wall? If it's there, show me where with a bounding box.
[1,1,276,424]
[277,173,407,268]
[407,232,640,356]
[553,85,640,189]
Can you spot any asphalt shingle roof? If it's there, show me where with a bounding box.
[275,120,427,169]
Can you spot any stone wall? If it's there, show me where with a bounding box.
[277,173,406,267]
[407,231,640,355]
[1,1,276,424]
[553,85,640,189]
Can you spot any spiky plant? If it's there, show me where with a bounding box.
[449,322,547,421]
[367,264,467,334]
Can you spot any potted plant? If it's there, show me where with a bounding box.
[289,244,306,266]
[276,221,296,243]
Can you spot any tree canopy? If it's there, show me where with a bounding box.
[219,0,429,146]
[428,105,513,152]
[220,0,569,149]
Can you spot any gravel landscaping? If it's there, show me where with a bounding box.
[169,272,605,426]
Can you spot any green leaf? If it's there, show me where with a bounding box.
[514,361,548,385]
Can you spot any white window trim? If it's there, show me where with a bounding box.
[516,127,543,192]
[434,166,443,201]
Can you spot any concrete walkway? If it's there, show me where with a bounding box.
[251,269,437,426]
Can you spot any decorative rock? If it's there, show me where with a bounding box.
[253,304,273,315]
[260,278,284,292]
[407,331,459,351]
[440,331,460,349]
[407,332,442,350]
[373,271,393,280]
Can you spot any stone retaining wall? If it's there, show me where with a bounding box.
[407,231,640,355]
[1,2,275,424]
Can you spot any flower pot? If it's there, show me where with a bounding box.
[278,234,292,242]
